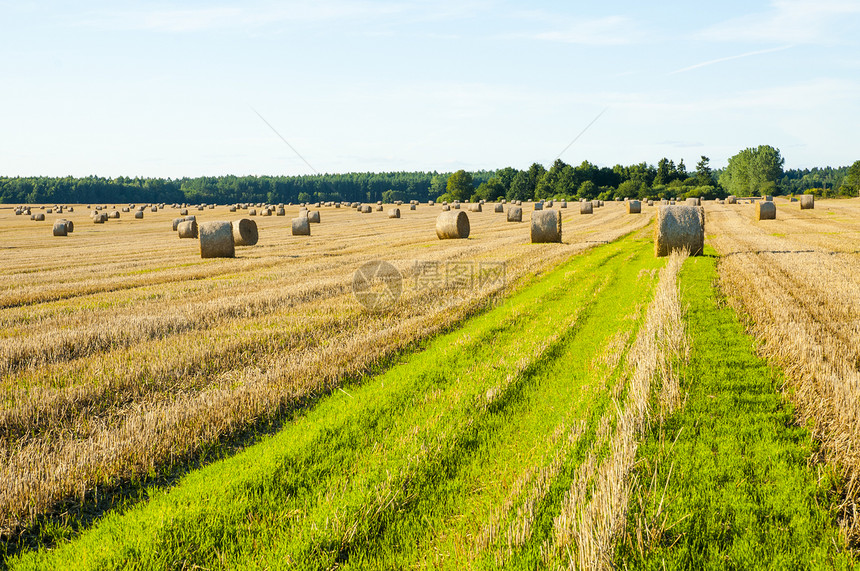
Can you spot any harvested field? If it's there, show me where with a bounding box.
[0,202,652,543]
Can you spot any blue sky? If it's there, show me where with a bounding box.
[2,0,859,177]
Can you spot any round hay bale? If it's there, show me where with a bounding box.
[52,220,68,236]
[726,195,737,204]
[307,211,320,223]
[335,203,341,208]
[685,197,699,206]
[232,218,259,246]
[436,210,470,240]
[122,207,130,212]
[360,205,372,213]
[546,200,553,207]
[178,220,198,239]
[109,210,120,219]
[441,204,451,211]
[580,202,593,215]
[248,208,257,216]
[199,221,235,258]
[560,201,567,208]
[172,217,185,231]
[763,195,773,202]
[531,210,562,243]
[452,203,460,209]
[507,206,523,222]
[800,194,814,210]
[229,206,237,212]
[654,205,705,257]
[756,201,776,220]
[388,208,401,218]
[46,208,53,214]
[180,208,188,215]
[534,202,543,211]
[494,203,504,213]
[33,213,45,221]
[151,206,158,213]
[410,204,416,210]
[627,200,641,214]
[376,204,384,211]
[292,216,310,236]
[94,213,107,223]
[276,207,285,216]
[134,211,144,219]
[261,208,272,217]
[469,203,482,213]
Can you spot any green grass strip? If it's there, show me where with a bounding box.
[10,233,644,570]
[615,247,855,570]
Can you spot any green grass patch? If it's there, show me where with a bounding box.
[615,248,855,570]
[9,232,663,570]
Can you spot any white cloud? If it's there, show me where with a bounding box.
[698,0,860,44]
[668,45,794,75]
[529,15,643,46]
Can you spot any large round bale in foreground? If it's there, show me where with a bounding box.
[177,219,198,239]
[655,205,705,257]
[580,201,593,214]
[530,209,562,243]
[292,216,310,236]
[507,205,522,222]
[52,220,68,236]
[199,221,235,258]
[436,210,470,240]
[232,218,259,246]
[756,201,776,220]
[627,200,641,214]
[307,211,321,223]
[388,208,400,218]
[800,194,814,210]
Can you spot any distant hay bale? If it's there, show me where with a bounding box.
[452,203,460,209]
[436,210,470,239]
[388,208,401,218]
[307,211,320,223]
[276,207,285,216]
[151,206,158,213]
[376,204,383,211]
[646,200,654,206]
[229,206,237,212]
[726,195,737,204]
[627,200,641,214]
[178,220,198,238]
[580,202,593,214]
[52,220,68,236]
[441,204,451,211]
[763,195,773,201]
[516,200,522,206]
[800,194,814,209]
[546,200,553,207]
[469,203,482,212]
[180,208,188,215]
[46,208,52,214]
[33,213,45,221]
[248,208,257,216]
[359,204,371,213]
[410,204,416,210]
[531,209,562,243]
[232,218,259,246]
[134,211,144,219]
[534,202,543,211]
[685,197,700,206]
[560,201,567,208]
[292,216,310,236]
[121,207,130,212]
[109,210,120,219]
[94,213,107,223]
[199,221,235,258]
[756,201,776,220]
[655,205,705,257]
[494,203,504,213]
[507,206,523,222]
[172,217,185,231]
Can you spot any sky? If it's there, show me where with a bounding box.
[1,0,859,178]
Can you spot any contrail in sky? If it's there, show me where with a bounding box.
[669,45,794,75]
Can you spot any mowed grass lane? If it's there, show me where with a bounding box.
[616,249,855,569]
[10,231,663,569]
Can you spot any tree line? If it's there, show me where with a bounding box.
[2,149,858,205]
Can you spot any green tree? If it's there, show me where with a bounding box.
[507,171,531,201]
[719,145,785,196]
[696,156,714,186]
[839,160,860,196]
[576,180,597,200]
[446,170,474,202]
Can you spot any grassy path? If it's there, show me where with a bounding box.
[615,248,855,569]
[9,230,665,570]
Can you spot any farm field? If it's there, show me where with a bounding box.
[2,197,860,568]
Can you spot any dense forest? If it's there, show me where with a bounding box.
[2,151,858,205]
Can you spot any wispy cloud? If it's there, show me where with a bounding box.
[526,15,644,46]
[698,0,860,44]
[669,45,794,75]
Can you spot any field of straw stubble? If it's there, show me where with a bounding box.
[0,201,651,543]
